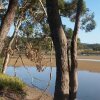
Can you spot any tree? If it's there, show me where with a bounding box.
[2,19,22,73]
[69,0,83,99]
[0,0,96,99]
[46,0,69,100]
[46,0,95,99]
[0,0,18,54]
[1,0,34,73]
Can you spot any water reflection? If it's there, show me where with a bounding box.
[78,71,100,100]
[6,66,100,100]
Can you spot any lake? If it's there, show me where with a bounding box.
[6,66,100,100]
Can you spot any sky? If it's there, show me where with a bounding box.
[8,0,100,44]
[62,0,100,44]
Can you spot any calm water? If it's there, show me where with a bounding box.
[78,59,100,62]
[6,66,100,100]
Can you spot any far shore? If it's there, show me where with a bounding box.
[8,55,100,73]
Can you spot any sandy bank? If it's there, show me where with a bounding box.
[0,86,53,100]
[8,56,100,72]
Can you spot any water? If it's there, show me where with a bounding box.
[78,59,100,62]
[6,66,100,100]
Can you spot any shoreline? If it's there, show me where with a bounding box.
[1,55,100,100]
[24,86,53,100]
[0,85,53,100]
[8,55,100,73]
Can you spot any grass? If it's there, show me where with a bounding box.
[0,58,2,64]
[0,57,3,72]
[0,73,25,94]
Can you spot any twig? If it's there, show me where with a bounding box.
[37,41,53,100]
[38,0,47,17]
[19,54,45,82]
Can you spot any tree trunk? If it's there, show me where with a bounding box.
[2,53,10,73]
[67,40,71,72]
[69,0,83,100]
[2,1,34,73]
[0,0,17,54]
[0,1,3,10]
[2,19,22,74]
[46,0,69,100]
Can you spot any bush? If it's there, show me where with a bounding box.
[0,73,25,93]
[0,58,3,72]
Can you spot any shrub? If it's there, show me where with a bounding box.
[0,73,25,93]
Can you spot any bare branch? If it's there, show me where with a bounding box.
[39,0,47,17]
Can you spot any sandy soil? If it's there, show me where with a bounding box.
[8,55,100,72]
[0,86,53,100]
[77,55,100,60]
[24,86,53,100]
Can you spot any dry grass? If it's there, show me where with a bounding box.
[0,73,53,100]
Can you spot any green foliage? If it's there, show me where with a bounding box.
[0,73,25,93]
[41,22,50,36]
[1,0,96,57]
[0,0,8,25]
[32,37,52,51]
[63,25,73,39]
[66,28,73,39]
[59,0,86,18]
[58,0,65,9]
[77,38,81,49]
[59,0,96,32]
[0,57,3,64]
[0,58,3,72]
[80,43,100,51]
[20,21,34,38]
[60,0,77,17]
[81,12,96,32]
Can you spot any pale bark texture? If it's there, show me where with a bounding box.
[69,0,83,100]
[0,1,3,10]
[2,19,22,73]
[0,0,17,54]
[46,0,69,100]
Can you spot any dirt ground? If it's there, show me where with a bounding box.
[0,86,53,100]
[8,55,100,72]
[77,55,100,72]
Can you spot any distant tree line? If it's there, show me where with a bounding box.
[80,43,100,51]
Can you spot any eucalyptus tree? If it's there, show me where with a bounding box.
[1,0,49,73]
[46,0,69,100]
[1,0,32,73]
[2,19,22,73]
[69,1,96,99]
[69,0,83,99]
[59,1,95,99]
[46,0,96,100]
[0,0,96,99]
[0,0,18,54]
